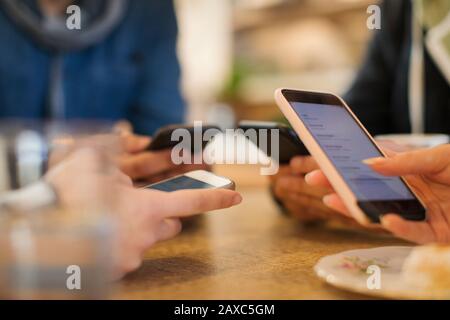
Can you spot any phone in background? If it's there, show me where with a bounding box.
[148,124,222,152]
[275,88,426,224]
[238,120,309,164]
[144,170,235,192]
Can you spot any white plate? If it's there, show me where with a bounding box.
[314,246,450,299]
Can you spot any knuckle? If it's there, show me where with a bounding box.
[273,184,284,199]
[122,174,133,185]
[127,160,141,178]
[290,156,305,168]
[123,257,143,274]
[172,219,183,235]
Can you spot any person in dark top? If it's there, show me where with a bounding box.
[346,0,450,136]
[0,0,198,182]
[271,0,450,224]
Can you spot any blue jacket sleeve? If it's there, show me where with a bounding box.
[127,0,186,135]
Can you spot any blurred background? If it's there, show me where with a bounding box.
[176,0,375,126]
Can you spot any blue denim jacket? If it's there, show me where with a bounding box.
[0,0,185,135]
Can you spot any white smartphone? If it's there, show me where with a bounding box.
[275,88,426,225]
[144,170,235,192]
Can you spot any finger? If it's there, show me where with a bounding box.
[155,218,183,242]
[322,194,352,217]
[275,175,328,198]
[423,202,450,243]
[273,176,310,199]
[322,195,379,230]
[283,193,359,226]
[109,167,133,186]
[290,156,319,175]
[121,150,176,179]
[268,166,291,183]
[381,148,397,157]
[380,214,434,244]
[113,120,134,135]
[305,170,333,189]
[121,134,151,153]
[272,177,289,200]
[364,145,450,177]
[159,189,242,218]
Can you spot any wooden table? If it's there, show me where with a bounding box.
[118,166,408,299]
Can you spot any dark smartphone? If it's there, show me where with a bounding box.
[238,120,309,164]
[148,124,222,153]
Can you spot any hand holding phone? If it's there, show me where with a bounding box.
[115,171,241,279]
[275,88,426,225]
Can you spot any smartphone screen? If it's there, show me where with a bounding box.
[148,176,214,192]
[289,101,416,202]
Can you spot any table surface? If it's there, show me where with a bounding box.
[117,166,408,299]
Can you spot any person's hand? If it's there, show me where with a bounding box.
[270,156,355,225]
[118,132,209,183]
[113,186,242,278]
[45,148,242,279]
[45,148,132,210]
[306,145,450,244]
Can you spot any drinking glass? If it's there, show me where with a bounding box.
[0,120,122,299]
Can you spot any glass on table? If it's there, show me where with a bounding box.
[0,121,123,299]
